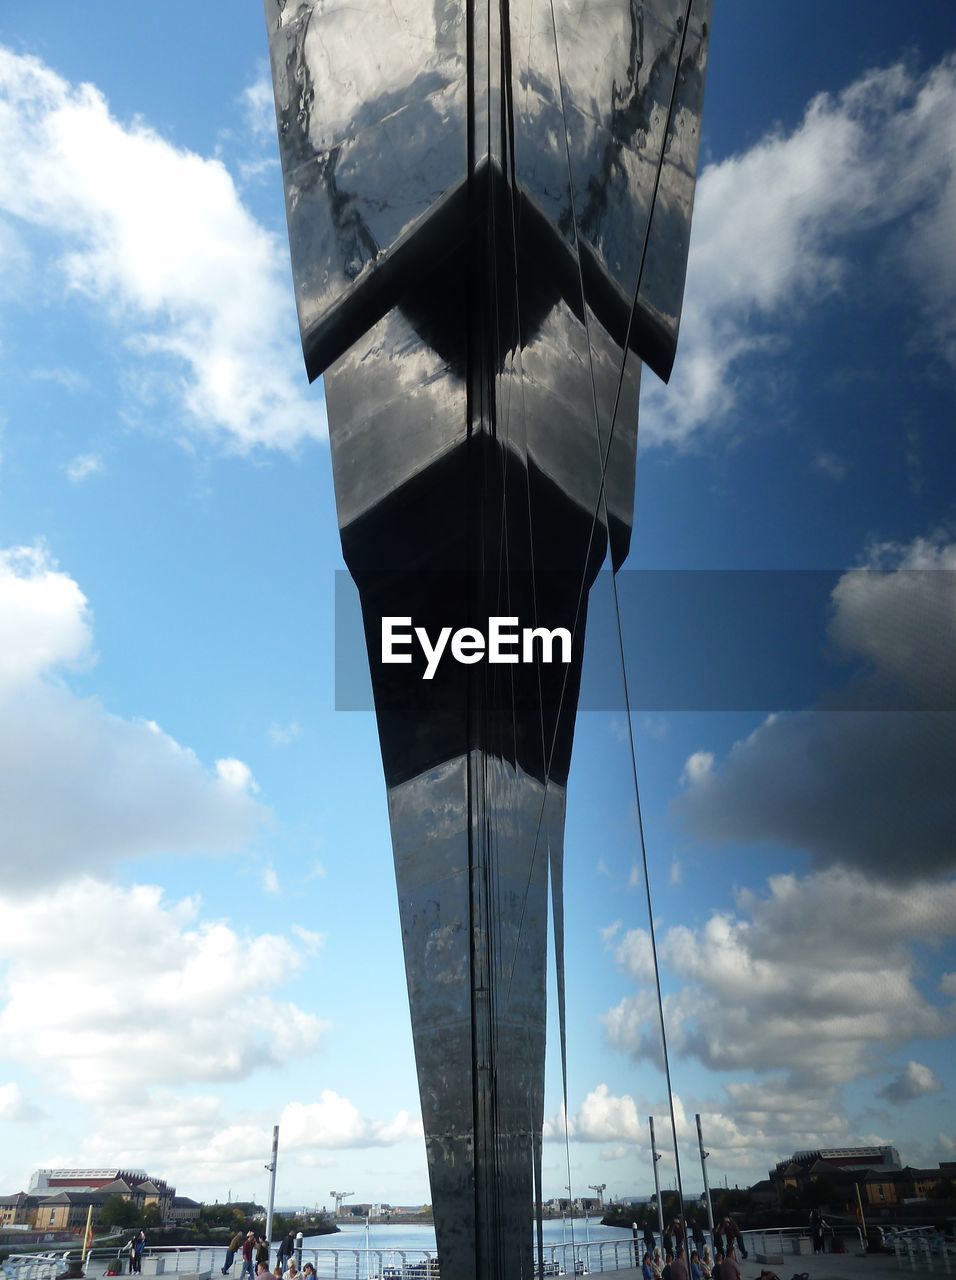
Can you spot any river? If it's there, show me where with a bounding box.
[303,1220,633,1254]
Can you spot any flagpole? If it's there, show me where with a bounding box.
[82,1205,94,1265]
[855,1183,868,1250]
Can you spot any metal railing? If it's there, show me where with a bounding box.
[2,1238,643,1280]
[892,1230,956,1273]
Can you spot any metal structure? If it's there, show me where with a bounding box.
[263,0,710,1276]
[265,1125,280,1258]
[330,1192,355,1218]
[649,1117,664,1239]
[695,1114,714,1236]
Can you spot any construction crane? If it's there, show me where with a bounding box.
[330,1191,354,1218]
[588,1184,606,1206]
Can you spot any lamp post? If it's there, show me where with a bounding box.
[649,1118,664,1241]
[265,1126,279,1265]
[695,1115,714,1239]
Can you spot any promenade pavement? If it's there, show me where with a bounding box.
[604,1255,930,1280]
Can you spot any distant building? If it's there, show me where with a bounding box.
[169,1197,202,1224]
[0,1193,40,1227]
[34,1191,105,1232]
[25,1169,176,1228]
[31,1170,150,1193]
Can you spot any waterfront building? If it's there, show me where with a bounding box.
[24,1168,176,1227]
[0,1193,40,1227]
[168,1197,202,1224]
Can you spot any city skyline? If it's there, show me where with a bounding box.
[0,2,954,1208]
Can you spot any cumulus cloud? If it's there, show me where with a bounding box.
[0,879,325,1104]
[282,1094,423,1149]
[0,545,92,688]
[575,1084,643,1144]
[550,1082,848,1178]
[0,46,322,450]
[878,1061,944,1104]
[604,869,956,1092]
[63,1087,421,1198]
[642,56,956,446]
[610,927,655,984]
[0,544,264,887]
[677,534,956,880]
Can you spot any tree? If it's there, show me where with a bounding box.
[101,1196,142,1230]
[930,1178,956,1201]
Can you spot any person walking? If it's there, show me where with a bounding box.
[643,1224,656,1258]
[223,1230,245,1276]
[255,1237,270,1270]
[241,1232,255,1280]
[277,1233,295,1270]
[133,1232,146,1276]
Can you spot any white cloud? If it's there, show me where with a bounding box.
[677,535,956,880]
[241,71,276,143]
[262,864,281,895]
[282,1094,423,1149]
[216,757,259,795]
[604,868,956,1092]
[64,452,104,484]
[612,928,655,984]
[878,1060,943,1104]
[0,879,326,1104]
[60,1086,419,1197]
[642,56,956,446]
[575,1084,643,1144]
[0,543,264,888]
[680,751,713,787]
[0,46,323,451]
[0,545,92,689]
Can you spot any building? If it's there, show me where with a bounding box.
[0,1193,40,1227]
[26,1169,176,1227]
[31,1170,149,1193]
[168,1197,202,1225]
[771,1147,902,1201]
[34,1191,105,1232]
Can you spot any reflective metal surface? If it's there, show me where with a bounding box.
[264,0,710,1276]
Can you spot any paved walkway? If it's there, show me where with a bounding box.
[604,1256,936,1280]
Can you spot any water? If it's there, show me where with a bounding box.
[305,1220,633,1254]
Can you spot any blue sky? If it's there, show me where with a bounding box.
[0,2,954,1211]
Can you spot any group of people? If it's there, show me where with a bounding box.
[222,1230,307,1280]
[636,1216,747,1280]
[124,1231,147,1274]
[640,1243,741,1280]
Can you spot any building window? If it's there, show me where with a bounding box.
[878,1187,885,1201]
